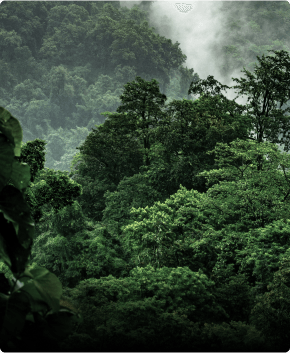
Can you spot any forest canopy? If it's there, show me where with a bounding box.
[1,1,290,351]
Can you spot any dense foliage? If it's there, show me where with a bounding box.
[1,1,290,351]
[0,107,83,352]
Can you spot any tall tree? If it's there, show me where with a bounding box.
[71,50,290,223]
[145,89,253,195]
[71,72,253,223]
[187,49,290,171]
[7,137,83,225]
[71,76,167,221]
[120,138,290,350]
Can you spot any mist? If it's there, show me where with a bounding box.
[120,1,290,167]
[120,1,253,103]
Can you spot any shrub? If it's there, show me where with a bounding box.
[249,257,290,352]
[58,266,269,351]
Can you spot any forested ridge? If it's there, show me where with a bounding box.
[1,1,290,351]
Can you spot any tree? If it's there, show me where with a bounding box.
[1,136,83,283]
[71,76,168,221]
[46,143,286,350]
[97,47,288,302]
[0,0,205,147]
[72,73,255,224]
[9,138,83,225]
[120,138,290,341]
[233,49,290,169]
[28,49,290,295]
[27,73,240,289]
[0,107,82,352]
[114,76,169,166]
[187,49,290,171]
[142,90,253,195]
